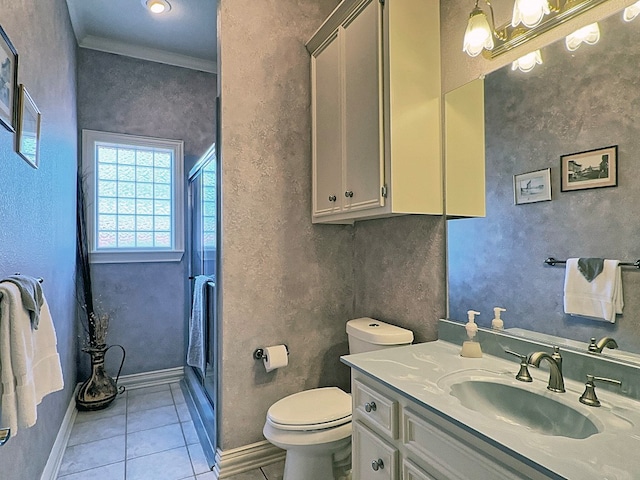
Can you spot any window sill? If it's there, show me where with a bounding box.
[89,250,185,264]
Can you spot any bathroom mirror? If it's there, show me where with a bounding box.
[446,6,640,363]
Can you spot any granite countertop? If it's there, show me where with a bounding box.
[342,340,640,480]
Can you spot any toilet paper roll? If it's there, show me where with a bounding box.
[263,345,288,372]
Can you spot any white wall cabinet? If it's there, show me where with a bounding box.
[351,372,554,480]
[307,0,442,224]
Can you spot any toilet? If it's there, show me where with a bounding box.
[263,317,414,480]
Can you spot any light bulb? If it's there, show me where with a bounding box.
[565,23,600,51]
[144,0,171,14]
[512,0,551,28]
[623,1,640,22]
[463,8,494,57]
[511,50,543,73]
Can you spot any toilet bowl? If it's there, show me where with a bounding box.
[263,318,414,480]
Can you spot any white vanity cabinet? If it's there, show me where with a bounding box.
[307,0,442,224]
[351,372,553,480]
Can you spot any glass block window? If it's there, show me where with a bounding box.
[83,130,184,263]
[201,160,217,250]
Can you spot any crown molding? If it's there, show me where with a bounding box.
[79,35,217,73]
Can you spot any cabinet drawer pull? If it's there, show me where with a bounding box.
[364,401,377,413]
[328,195,337,202]
[345,190,354,198]
[371,458,384,471]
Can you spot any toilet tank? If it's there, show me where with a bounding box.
[346,317,414,354]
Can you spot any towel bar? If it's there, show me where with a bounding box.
[545,257,640,269]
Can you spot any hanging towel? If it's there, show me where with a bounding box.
[564,258,623,323]
[2,275,43,329]
[0,283,63,436]
[187,275,212,374]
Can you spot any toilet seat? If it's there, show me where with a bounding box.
[267,387,351,431]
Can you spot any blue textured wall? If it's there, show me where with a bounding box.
[76,49,216,376]
[0,1,78,479]
[448,11,640,354]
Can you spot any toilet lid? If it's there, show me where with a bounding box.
[267,387,351,430]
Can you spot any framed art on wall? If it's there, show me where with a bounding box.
[561,145,618,192]
[514,168,551,205]
[0,25,18,132]
[16,84,41,168]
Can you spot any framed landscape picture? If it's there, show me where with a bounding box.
[0,25,17,132]
[561,145,618,192]
[514,168,551,205]
[16,84,41,168]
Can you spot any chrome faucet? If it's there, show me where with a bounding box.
[528,347,565,393]
[588,337,619,354]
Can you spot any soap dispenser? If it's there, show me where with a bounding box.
[460,310,483,358]
[491,307,506,330]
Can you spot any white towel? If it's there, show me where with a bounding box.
[564,258,623,323]
[187,275,212,374]
[0,284,63,436]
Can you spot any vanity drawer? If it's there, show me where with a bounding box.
[352,420,399,480]
[353,379,398,439]
[402,408,523,480]
[402,459,437,480]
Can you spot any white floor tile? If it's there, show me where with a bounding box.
[57,461,124,480]
[261,460,285,480]
[127,384,171,397]
[127,423,186,459]
[180,421,199,445]
[127,404,179,433]
[196,472,217,479]
[67,414,126,447]
[126,446,194,480]
[127,389,174,413]
[58,435,125,476]
[227,469,267,480]
[74,395,127,424]
[187,442,211,474]
[171,384,187,404]
[176,402,192,422]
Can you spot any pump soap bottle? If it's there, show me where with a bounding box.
[460,310,482,358]
[491,307,506,330]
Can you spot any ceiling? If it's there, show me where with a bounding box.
[65,0,217,73]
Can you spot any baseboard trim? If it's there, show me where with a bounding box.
[212,441,285,479]
[117,366,184,391]
[40,385,79,480]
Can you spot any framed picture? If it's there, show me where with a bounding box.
[560,145,617,192]
[514,168,551,205]
[0,25,18,132]
[16,85,41,168]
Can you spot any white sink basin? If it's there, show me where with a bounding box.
[450,379,600,439]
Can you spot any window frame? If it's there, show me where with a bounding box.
[82,129,185,264]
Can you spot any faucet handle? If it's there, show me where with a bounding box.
[579,374,622,407]
[504,349,533,382]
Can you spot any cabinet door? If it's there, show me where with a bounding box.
[311,31,343,217]
[342,0,384,212]
[403,459,437,480]
[352,421,398,480]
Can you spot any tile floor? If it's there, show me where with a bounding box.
[57,382,284,480]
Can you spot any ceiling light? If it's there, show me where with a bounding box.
[623,1,640,22]
[143,0,171,14]
[511,0,551,28]
[565,22,600,51]
[511,50,543,72]
[463,1,496,57]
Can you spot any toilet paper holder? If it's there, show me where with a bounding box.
[254,345,289,361]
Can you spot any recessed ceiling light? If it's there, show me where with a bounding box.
[142,0,171,14]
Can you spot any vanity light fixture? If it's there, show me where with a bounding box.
[623,1,640,22]
[462,0,609,59]
[143,0,171,14]
[565,22,600,51]
[511,0,552,28]
[463,0,499,57]
[512,49,543,72]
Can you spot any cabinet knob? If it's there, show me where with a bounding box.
[371,458,384,471]
[328,195,337,202]
[364,401,377,413]
[345,191,354,198]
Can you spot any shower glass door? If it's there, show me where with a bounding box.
[186,144,218,458]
